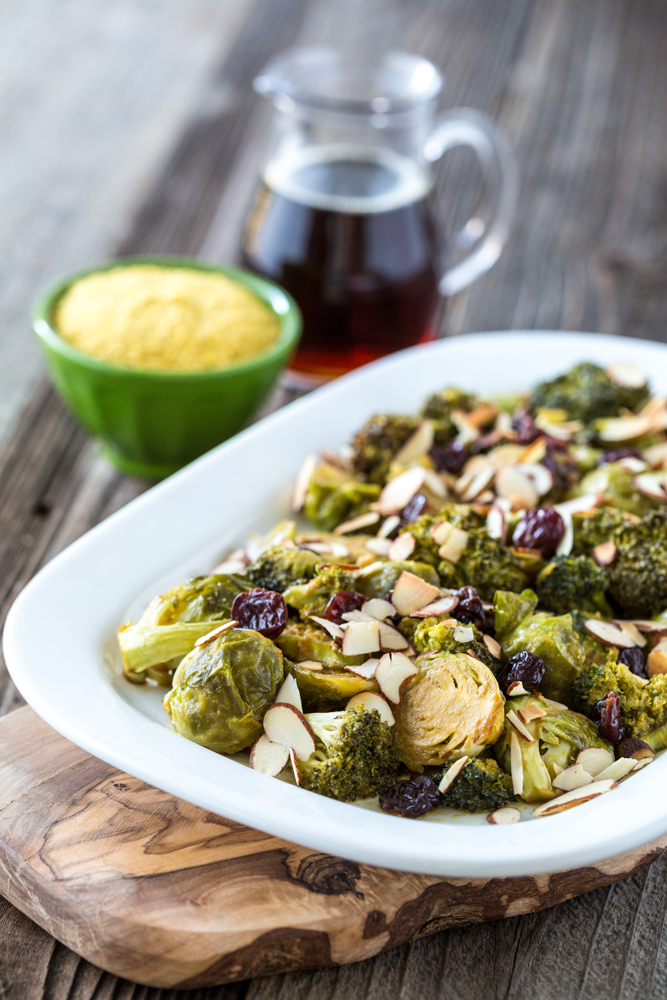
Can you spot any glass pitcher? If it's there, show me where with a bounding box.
[241,47,518,385]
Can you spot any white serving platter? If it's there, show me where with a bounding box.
[5,331,667,878]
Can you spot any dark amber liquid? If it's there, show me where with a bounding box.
[242,151,443,380]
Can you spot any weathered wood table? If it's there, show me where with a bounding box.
[2,1,667,997]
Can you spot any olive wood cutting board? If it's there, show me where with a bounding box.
[0,706,664,990]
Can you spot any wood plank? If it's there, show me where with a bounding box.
[0,706,664,991]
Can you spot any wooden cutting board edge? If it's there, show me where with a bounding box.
[0,706,663,989]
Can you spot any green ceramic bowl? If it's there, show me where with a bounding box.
[32,256,302,479]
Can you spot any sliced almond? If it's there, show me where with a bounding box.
[430,520,453,545]
[378,515,401,538]
[346,690,395,726]
[584,619,635,648]
[507,681,531,697]
[628,620,667,633]
[292,455,317,512]
[593,758,637,782]
[633,757,654,771]
[410,595,460,618]
[341,609,378,623]
[388,532,416,562]
[517,702,547,724]
[296,660,324,672]
[486,499,510,542]
[211,558,249,575]
[532,779,617,817]
[647,636,667,676]
[487,807,522,825]
[483,634,502,659]
[249,735,290,776]
[194,620,239,647]
[576,747,614,776]
[618,456,648,474]
[520,463,553,497]
[552,763,594,791]
[519,437,547,464]
[375,651,418,704]
[534,414,582,441]
[365,538,392,556]
[438,755,469,794]
[438,525,469,564]
[555,508,573,556]
[391,571,441,616]
[376,467,426,516]
[507,709,535,743]
[275,674,303,712]
[301,540,350,558]
[309,615,345,641]
[598,415,653,443]
[451,409,480,444]
[633,472,667,502]
[393,420,435,466]
[606,362,647,389]
[423,469,448,499]
[334,511,381,535]
[615,621,647,647]
[263,703,317,761]
[460,466,495,502]
[344,658,380,679]
[453,625,475,643]
[289,747,302,785]
[341,620,381,656]
[362,598,397,621]
[495,466,539,509]
[553,494,603,515]
[510,731,524,797]
[378,620,410,651]
[643,442,667,468]
[592,540,617,566]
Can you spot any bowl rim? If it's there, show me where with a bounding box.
[32,255,302,382]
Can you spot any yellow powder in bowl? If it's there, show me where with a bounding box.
[53,264,281,372]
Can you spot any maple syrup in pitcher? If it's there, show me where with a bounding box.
[241,48,518,383]
[242,145,443,380]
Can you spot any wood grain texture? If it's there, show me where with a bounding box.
[2,0,667,997]
[0,707,664,992]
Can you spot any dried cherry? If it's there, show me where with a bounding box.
[599,446,642,466]
[454,585,489,631]
[322,590,366,625]
[512,507,565,559]
[617,646,647,678]
[231,588,288,639]
[592,690,625,746]
[497,651,545,695]
[400,492,428,525]
[379,775,442,818]
[512,409,540,445]
[541,441,579,493]
[429,441,468,475]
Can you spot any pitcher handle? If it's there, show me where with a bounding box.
[425,108,519,297]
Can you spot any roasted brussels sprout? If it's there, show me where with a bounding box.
[607,510,667,618]
[572,659,667,748]
[163,628,284,754]
[354,559,439,600]
[435,757,515,813]
[283,564,357,620]
[535,555,612,617]
[494,693,612,801]
[500,610,586,705]
[285,660,377,712]
[569,610,619,665]
[275,619,366,669]
[392,651,505,771]
[299,707,401,801]
[494,589,539,641]
[349,414,418,484]
[118,572,251,684]
[303,462,381,530]
[246,545,322,593]
[529,362,648,423]
[576,463,658,518]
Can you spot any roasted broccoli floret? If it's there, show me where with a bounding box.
[405,505,484,567]
[572,660,667,748]
[355,559,439,600]
[246,545,322,592]
[303,462,381,530]
[494,693,612,802]
[420,387,478,444]
[404,617,498,672]
[529,362,647,423]
[435,757,515,813]
[535,554,612,617]
[118,572,252,684]
[349,414,418,484]
[393,651,505,771]
[456,530,529,601]
[607,510,667,618]
[283,564,357,620]
[572,507,626,555]
[299,707,401,801]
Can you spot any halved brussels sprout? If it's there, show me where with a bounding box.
[286,660,377,712]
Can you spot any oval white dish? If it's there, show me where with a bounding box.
[5,331,667,878]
